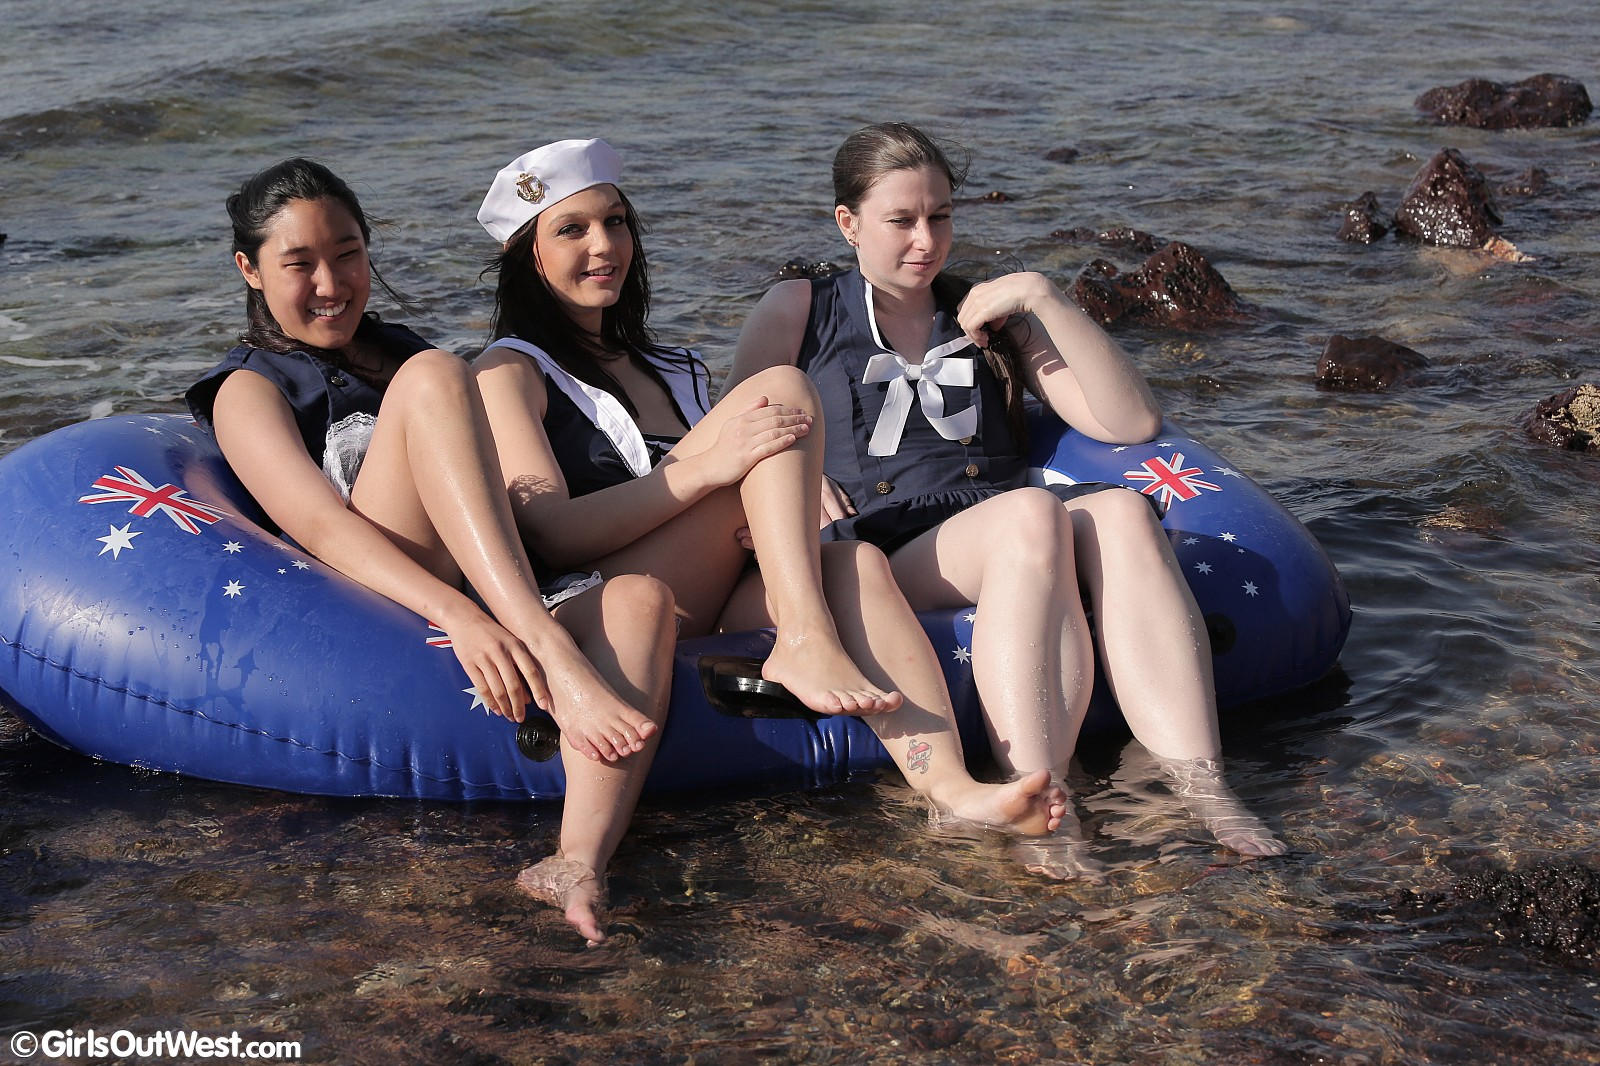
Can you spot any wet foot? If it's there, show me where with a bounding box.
[762,630,903,716]
[1158,756,1287,857]
[516,854,607,944]
[932,769,1069,837]
[1011,835,1106,882]
[541,646,659,763]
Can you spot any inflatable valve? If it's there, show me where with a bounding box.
[515,714,562,762]
[697,655,819,720]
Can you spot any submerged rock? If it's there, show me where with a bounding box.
[1525,383,1600,453]
[1044,146,1080,164]
[1393,148,1502,248]
[1499,167,1551,199]
[1051,226,1165,254]
[1416,74,1593,129]
[775,258,849,280]
[1316,335,1429,391]
[1070,241,1244,328]
[956,190,1014,205]
[1336,191,1389,243]
[1395,859,1600,971]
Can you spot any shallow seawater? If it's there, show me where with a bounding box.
[5,1,1600,1062]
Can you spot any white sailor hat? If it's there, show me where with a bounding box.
[477,138,624,243]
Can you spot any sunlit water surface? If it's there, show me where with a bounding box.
[3,1,1599,1062]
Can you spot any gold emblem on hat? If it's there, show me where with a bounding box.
[515,172,546,204]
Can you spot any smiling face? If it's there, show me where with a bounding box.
[235,197,370,351]
[531,183,633,333]
[835,165,954,294]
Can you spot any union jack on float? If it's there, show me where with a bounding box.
[1122,451,1222,508]
[78,466,229,534]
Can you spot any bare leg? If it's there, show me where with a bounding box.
[888,489,1097,781]
[350,351,657,759]
[593,365,898,716]
[1066,489,1283,856]
[515,574,677,941]
[719,541,1067,837]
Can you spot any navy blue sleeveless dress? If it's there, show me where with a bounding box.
[795,269,1111,552]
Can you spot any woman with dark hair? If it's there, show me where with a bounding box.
[187,157,678,943]
[728,123,1286,867]
[473,139,1069,857]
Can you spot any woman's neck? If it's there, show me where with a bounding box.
[864,271,937,321]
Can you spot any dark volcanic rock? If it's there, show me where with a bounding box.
[775,258,849,280]
[1337,191,1389,243]
[1393,148,1501,248]
[1044,146,1080,164]
[956,190,1014,205]
[1525,383,1600,453]
[1396,860,1600,972]
[1315,335,1429,391]
[1416,74,1593,129]
[1499,166,1550,198]
[1050,226,1164,254]
[1071,241,1244,328]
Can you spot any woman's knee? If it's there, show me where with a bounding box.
[1086,487,1167,543]
[819,539,895,589]
[602,572,677,627]
[991,488,1074,565]
[386,349,474,409]
[731,364,820,410]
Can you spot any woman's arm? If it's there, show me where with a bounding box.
[211,370,542,709]
[474,345,803,570]
[959,272,1162,445]
[724,278,811,392]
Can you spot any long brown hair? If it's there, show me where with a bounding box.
[227,157,414,362]
[482,190,693,418]
[833,123,1030,449]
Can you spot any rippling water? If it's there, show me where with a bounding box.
[4,1,1600,1062]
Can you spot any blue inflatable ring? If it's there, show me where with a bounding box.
[0,412,1349,800]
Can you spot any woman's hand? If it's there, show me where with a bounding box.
[820,474,856,528]
[956,271,1059,348]
[696,393,812,488]
[444,609,551,723]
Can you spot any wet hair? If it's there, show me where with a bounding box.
[482,188,693,419]
[227,157,412,358]
[832,123,1030,449]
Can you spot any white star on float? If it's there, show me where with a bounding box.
[277,568,287,575]
[1194,562,1213,574]
[143,426,164,435]
[1242,581,1260,597]
[1217,466,1243,478]
[1112,446,1128,453]
[292,560,310,570]
[962,611,977,624]
[1157,441,1174,448]
[1219,532,1237,542]
[96,523,142,559]
[222,580,245,598]
[463,685,489,713]
[952,646,972,664]
[222,541,242,554]
[1182,536,1200,546]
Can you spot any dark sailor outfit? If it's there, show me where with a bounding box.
[186,316,433,499]
[795,269,1112,552]
[482,336,713,494]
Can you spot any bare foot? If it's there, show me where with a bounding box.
[516,854,607,944]
[1011,837,1106,882]
[761,630,903,716]
[931,769,1069,837]
[1158,756,1288,857]
[540,642,658,763]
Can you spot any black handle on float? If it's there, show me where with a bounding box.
[696,655,820,720]
[515,713,562,762]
